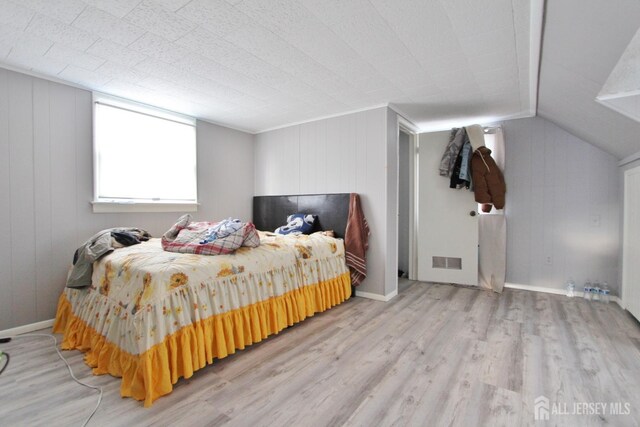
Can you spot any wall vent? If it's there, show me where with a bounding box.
[432,256,462,270]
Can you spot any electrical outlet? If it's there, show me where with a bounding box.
[545,256,552,265]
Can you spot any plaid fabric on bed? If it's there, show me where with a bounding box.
[162,214,260,255]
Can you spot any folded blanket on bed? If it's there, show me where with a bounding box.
[162,214,260,255]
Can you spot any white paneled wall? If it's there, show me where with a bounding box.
[0,68,254,330]
[501,116,621,294]
[255,107,396,298]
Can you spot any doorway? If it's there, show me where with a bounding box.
[416,130,479,286]
[398,130,411,279]
[397,124,417,282]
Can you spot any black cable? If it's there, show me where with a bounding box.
[0,352,8,375]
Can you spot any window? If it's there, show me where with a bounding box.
[92,95,197,213]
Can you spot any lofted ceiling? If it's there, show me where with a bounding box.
[538,0,640,159]
[0,0,538,134]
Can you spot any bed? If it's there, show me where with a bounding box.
[53,194,354,407]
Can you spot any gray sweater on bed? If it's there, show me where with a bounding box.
[66,228,150,288]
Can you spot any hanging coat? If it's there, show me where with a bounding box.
[450,142,471,189]
[439,128,466,177]
[471,146,506,212]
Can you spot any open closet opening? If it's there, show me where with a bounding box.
[398,130,411,279]
[397,125,417,286]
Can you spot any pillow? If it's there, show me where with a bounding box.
[313,230,335,238]
[275,214,317,235]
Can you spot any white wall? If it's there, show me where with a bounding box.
[501,116,621,294]
[254,107,398,298]
[196,120,254,220]
[0,67,254,330]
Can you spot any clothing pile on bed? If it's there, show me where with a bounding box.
[161,214,260,255]
[66,227,151,288]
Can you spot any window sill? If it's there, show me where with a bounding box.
[92,201,199,213]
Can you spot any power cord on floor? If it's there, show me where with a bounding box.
[0,351,8,375]
[0,333,102,427]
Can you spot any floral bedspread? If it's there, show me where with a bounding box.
[62,231,347,356]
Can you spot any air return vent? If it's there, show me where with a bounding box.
[432,256,462,270]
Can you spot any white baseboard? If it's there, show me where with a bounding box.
[504,282,623,308]
[356,289,398,302]
[0,319,54,337]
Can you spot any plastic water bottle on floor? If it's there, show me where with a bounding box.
[566,278,576,297]
[592,280,601,302]
[601,282,610,304]
[583,279,592,301]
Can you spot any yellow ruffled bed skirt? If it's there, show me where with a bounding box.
[53,272,351,407]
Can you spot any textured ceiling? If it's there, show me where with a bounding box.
[0,0,536,133]
[538,0,640,159]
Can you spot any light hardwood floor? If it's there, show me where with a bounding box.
[2,280,640,426]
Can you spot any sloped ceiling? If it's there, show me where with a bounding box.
[0,0,537,134]
[538,0,640,159]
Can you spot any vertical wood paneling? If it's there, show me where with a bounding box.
[33,78,55,321]
[298,122,313,193]
[49,83,79,302]
[344,115,358,190]
[355,111,368,194]
[325,117,342,192]
[313,121,327,193]
[509,120,532,283]
[253,132,269,196]
[0,69,256,330]
[363,108,387,296]
[253,107,390,296]
[0,69,12,328]
[74,89,95,243]
[503,116,621,294]
[196,120,254,221]
[8,73,37,326]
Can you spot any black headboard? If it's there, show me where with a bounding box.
[252,193,351,239]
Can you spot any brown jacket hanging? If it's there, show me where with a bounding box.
[471,146,506,212]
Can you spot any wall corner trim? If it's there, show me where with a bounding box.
[504,282,623,309]
[618,150,640,167]
[528,0,544,116]
[0,319,55,337]
[355,289,398,302]
[254,104,389,134]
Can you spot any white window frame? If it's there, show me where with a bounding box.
[91,93,198,213]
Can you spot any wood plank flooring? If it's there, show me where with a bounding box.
[2,280,640,426]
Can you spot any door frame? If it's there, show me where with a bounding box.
[622,164,640,315]
[398,116,419,280]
